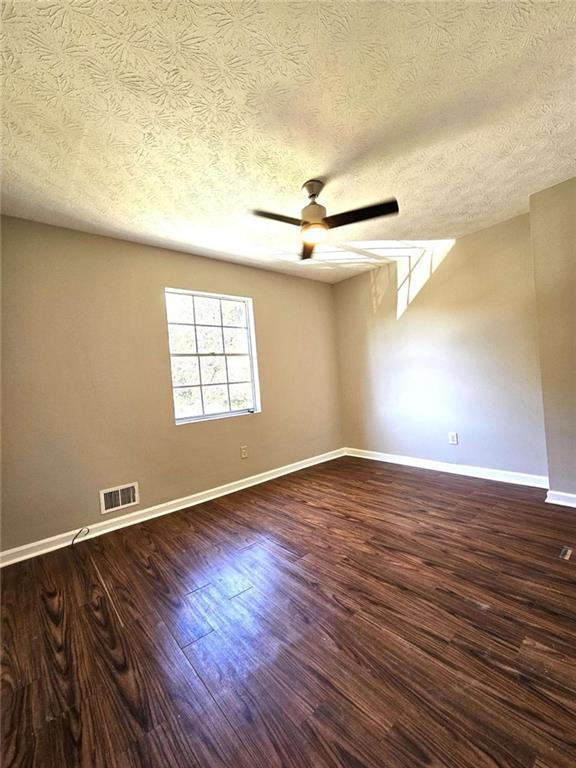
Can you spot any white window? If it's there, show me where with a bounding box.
[165,288,261,424]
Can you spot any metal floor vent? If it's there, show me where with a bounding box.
[100,482,139,514]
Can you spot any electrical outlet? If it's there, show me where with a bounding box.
[240,445,248,459]
[448,432,459,445]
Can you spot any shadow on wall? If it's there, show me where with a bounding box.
[354,240,456,452]
[369,239,455,318]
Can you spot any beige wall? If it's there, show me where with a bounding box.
[334,215,549,476]
[530,178,576,494]
[1,217,342,549]
[2,190,574,551]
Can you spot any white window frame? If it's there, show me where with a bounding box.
[165,288,261,425]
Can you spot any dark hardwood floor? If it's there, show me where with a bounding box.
[2,456,575,767]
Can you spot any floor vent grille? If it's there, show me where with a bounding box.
[559,546,572,561]
[100,483,139,514]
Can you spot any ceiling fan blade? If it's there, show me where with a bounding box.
[252,209,301,226]
[301,242,315,260]
[324,199,399,229]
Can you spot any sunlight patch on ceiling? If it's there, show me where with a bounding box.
[270,239,455,300]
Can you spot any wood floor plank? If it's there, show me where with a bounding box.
[32,552,104,723]
[1,561,42,691]
[117,690,257,768]
[2,457,576,767]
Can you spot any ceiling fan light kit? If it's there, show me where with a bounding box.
[301,223,328,246]
[252,178,399,260]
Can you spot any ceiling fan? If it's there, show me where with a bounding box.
[252,179,399,260]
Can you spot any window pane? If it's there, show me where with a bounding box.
[202,384,230,414]
[227,355,251,383]
[194,296,221,325]
[196,326,223,354]
[168,325,196,354]
[165,289,259,424]
[224,327,248,354]
[229,383,253,411]
[221,300,246,327]
[174,387,203,419]
[166,292,195,323]
[200,356,227,385]
[171,356,200,386]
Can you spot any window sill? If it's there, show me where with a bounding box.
[175,408,260,426]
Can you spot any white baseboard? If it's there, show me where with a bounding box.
[344,448,549,489]
[0,446,554,568]
[546,490,576,508]
[0,448,346,568]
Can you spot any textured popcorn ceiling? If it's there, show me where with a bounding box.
[2,1,575,283]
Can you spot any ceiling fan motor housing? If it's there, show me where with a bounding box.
[301,201,326,224]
